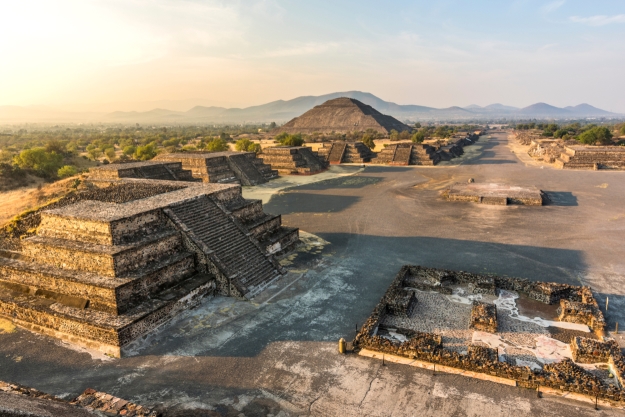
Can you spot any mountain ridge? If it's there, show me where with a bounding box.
[0,91,621,123]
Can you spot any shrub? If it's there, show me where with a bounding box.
[411,131,426,143]
[205,138,229,152]
[134,143,158,160]
[275,133,304,147]
[235,138,261,153]
[361,134,375,150]
[57,165,78,178]
[578,126,613,145]
[123,145,136,156]
[13,148,63,178]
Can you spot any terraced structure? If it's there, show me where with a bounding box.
[555,146,625,170]
[0,178,298,357]
[154,151,278,185]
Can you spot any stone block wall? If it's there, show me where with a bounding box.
[353,265,623,404]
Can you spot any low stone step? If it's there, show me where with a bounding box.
[0,251,196,315]
[21,230,184,278]
[0,273,214,357]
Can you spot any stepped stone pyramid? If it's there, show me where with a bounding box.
[272,97,411,135]
[375,143,441,165]
[259,146,328,175]
[0,179,298,357]
[154,152,278,185]
[555,146,625,170]
[317,142,375,164]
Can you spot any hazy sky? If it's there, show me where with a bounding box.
[1,0,625,112]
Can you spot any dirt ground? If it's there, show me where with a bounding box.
[1,132,625,416]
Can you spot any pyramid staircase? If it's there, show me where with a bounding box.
[555,146,625,170]
[317,142,375,164]
[375,143,440,165]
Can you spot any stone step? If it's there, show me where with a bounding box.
[21,230,184,278]
[0,252,196,315]
[168,196,280,297]
[0,273,214,357]
[259,226,300,256]
[244,214,282,239]
[226,154,267,186]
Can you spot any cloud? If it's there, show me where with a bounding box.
[542,0,565,14]
[570,14,625,26]
[264,42,342,58]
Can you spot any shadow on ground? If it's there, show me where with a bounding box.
[544,191,578,207]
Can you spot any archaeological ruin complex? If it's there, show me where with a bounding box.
[354,265,625,404]
[0,169,298,357]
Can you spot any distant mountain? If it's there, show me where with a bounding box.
[0,92,621,124]
[484,103,519,112]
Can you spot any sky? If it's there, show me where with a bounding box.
[1,0,624,112]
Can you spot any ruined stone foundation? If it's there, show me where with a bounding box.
[0,181,298,357]
[555,146,625,170]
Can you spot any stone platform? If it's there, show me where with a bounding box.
[0,180,299,357]
[555,146,625,170]
[259,146,328,175]
[154,151,278,186]
[444,183,545,205]
[89,161,194,181]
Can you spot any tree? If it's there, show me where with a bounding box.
[269,122,277,129]
[361,134,375,150]
[411,131,426,143]
[57,165,78,178]
[414,122,422,128]
[235,138,261,153]
[389,129,399,141]
[105,147,116,161]
[205,138,229,152]
[620,126,625,135]
[45,139,66,155]
[13,148,63,178]
[399,130,411,140]
[275,133,304,147]
[87,148,103,161]
[578,126,613,145]
[134,143,158,160]
[123,145,136,156]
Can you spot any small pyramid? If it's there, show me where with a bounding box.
[272,97,411,135]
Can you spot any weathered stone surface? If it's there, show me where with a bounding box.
[444,183,545,206]
[353,265,621,403]
[469,301,497,333]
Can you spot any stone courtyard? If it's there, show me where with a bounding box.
[1,132,625,416]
